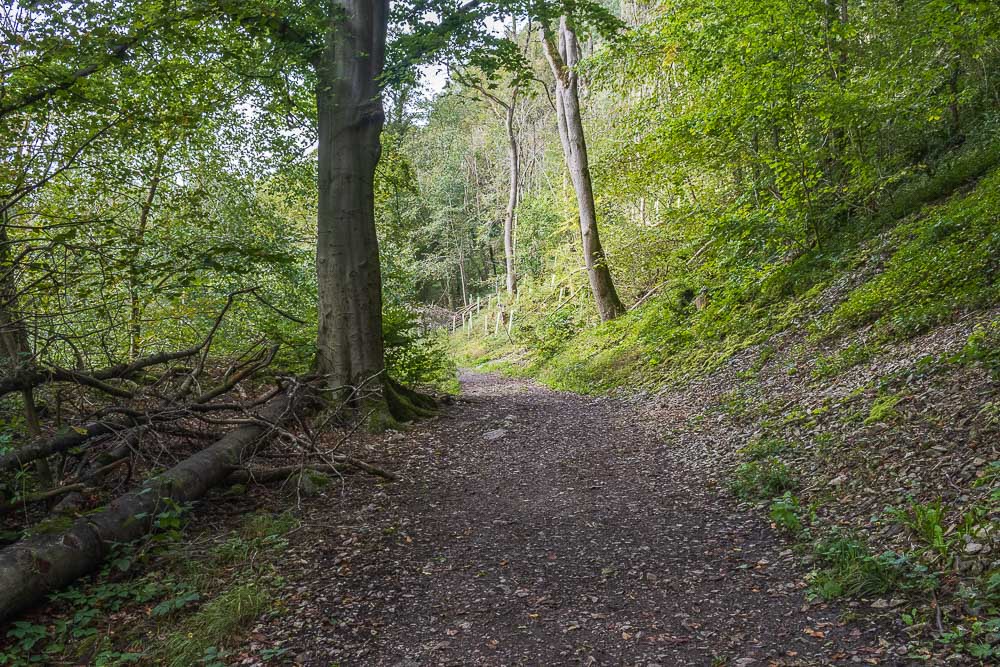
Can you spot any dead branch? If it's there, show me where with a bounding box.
[0,484,86,515]
[0,290,246,400]
[0,384,313,621]
[224,463,353,485]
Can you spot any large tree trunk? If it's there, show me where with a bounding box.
[314,0,389,392]
[542,17,625,321]
[312,2,434,424]
[0,391,301,622]
[503,92,519,297]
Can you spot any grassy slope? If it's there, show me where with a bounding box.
[459,157,999,397]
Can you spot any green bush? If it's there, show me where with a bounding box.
[954,321,1000,380]
[769,492,803,534]
[383,304,456,391]
[739,437,792,461]
[728,457,797,501]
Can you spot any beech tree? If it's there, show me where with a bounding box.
[540,13,625,321]
[312,1,391,396]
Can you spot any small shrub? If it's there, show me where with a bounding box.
[770,492,803,533]
[889,500,952,562]
[729,457,796,501]
[739,437,792,461]
[384,304,456,390]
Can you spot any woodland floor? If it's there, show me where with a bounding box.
[246,371,911,666]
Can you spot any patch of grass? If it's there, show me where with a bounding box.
[808,533,937,600]
[242,511,297,540]
[823,168,1000,340]
[728,457,796,501]
[158,582,272,667]
[738,437,793,461]
[211,511,297,567]
[812,341,880,379]
[865,393,902,424]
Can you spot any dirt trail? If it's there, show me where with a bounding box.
[255,371,906,666]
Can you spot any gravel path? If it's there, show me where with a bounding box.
[257,371,906,666]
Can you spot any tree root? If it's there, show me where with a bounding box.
[226,456,397,484]
[384,376,438,423]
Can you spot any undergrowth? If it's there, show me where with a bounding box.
[0,510,296,665]
[454,159,1000,397]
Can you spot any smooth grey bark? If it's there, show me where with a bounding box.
[503,92,520,297]
[314,0,389,391]
[461,71,521,298]
[311,2,434,422]
[316,0,389,394]
[541,17,625,321]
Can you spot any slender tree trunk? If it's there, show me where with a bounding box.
[541,17,625,321]
[127,151,164,360]
[503,91,519,297]
[314,0,388,391]
[458,244,468,307]
[0,210,51,487]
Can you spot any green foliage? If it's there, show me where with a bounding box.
[812,342,880,380]
[212,511,297,566]
[383,305,456,391]
[865,394,902,425]
[728,457,796,502]
[824,169,1000,340]
[519,308,583,359]
[808,533,936,600]
[446,0,1000,405]
[158,583,272,667]
[890,500,951,562]
[0,559,191,665]
[738,438,792,461]
[769,492,803,534]
[953,321,1000,380]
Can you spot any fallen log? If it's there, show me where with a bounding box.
[0,387,308,622]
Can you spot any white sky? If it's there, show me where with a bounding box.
[419,64,452,97]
